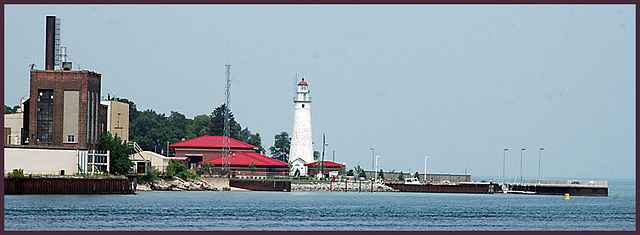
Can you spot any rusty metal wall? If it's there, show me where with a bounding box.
[386,182,501,194]
[509,184,608,196]
[4,177,134,194]
[230,179,291,192]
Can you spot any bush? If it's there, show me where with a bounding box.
[167,160,197,180]
[7,169,24,179]
[176,169,197,180]
[139,169,159,184]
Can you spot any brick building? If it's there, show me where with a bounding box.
[202,152,291,178]
[22,15,107,150]
[25,69,106,150]
[169,136,259,169]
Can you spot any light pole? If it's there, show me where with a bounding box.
[520,148,526,183]
[370,148,374,193]
[375,155,380,183]
[321,134,327,179]
[538,147,544,183]
[503,149,508,180]
[424,156,429,182]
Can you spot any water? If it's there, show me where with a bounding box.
[4,180,635,231]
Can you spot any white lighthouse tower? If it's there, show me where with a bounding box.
[289,78,313,176]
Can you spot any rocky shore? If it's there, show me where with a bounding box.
[136,177,219,191]
[136,178,397,192]
[292,181,398,192]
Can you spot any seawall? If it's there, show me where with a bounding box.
[4,176,135,194]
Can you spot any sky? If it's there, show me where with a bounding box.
[4,5,636,180]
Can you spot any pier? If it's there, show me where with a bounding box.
[503,180,608,196]
[4,176,135,194]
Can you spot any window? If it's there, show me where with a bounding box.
[37,90,54,142]
[302,104,305,108]
[67,135,75,143]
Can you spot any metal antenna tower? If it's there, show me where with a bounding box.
[222,63,232,178]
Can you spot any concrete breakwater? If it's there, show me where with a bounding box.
[292,181,398,192]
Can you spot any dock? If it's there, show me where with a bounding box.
[385,181,502,194]
[503,180,608,196]
[4,176,135,194]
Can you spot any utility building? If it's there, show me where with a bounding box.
[24,15,106,150]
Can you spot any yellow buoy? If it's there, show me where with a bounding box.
[565,193,570,200]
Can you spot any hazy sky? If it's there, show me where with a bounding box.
[4,5,635,180]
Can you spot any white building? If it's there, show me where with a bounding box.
[289,158,308,177]
[289,78,313,176]
[100,100,129,142]
[130,151,171,173]
[3,99,28,145]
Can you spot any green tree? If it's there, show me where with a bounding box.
[398,171,405,181]
[269,131,290,163]
[210,104,242,140]
[248,161,257,173]
[354,165,366,178]
[4,104,19,114]
[313,151,320,162]
[99,132,133,175]
[346,169,354,176]
[247,133,265,154]
[129,109,168,151]
[379,169,385,179]
[189,114,212,137]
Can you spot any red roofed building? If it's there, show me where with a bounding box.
[202,152,291,177]
[305,161,346,178]
[169,136,258,169]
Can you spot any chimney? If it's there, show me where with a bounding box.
[45,15,56,70]
[61,47,72,70]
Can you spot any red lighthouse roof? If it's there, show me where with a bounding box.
[298,78,308,86]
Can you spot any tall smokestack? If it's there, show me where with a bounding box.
[45,15,56,70]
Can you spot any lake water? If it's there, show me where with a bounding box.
[4,180,635,231]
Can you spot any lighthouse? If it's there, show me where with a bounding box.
[289,78,313,176]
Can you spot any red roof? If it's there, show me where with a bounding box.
[202,152,291,167]
[169,136,257,150]
[168,157,188,161]
[304,161,345,167]
[298,78,308,86]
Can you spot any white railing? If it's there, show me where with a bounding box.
[77,149,110,175]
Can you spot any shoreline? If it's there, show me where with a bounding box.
[136,177,397,192]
